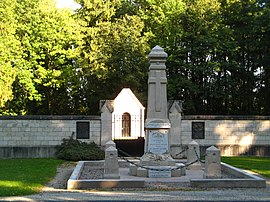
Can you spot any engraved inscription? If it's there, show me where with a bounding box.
[148,167,171,178]
[148,130,169,154]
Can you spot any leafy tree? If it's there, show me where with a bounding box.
[3,0,82,115]
[138,0,222,114]
[255,0,270,114]
[219,0,267,114]
[136,0,270,115]
[1,0,269,115]
[0,0,20,111]
[75,0,149,114]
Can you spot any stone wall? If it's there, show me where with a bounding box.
[0,116,101,158]
[1,115,270,158]
[178,116,270,156]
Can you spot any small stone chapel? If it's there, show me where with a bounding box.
[100,88,145,140]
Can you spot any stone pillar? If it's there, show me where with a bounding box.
[100,101,113,146]
[187,140,201,170]
[104,146,120,179]
[142,46,173,163]
[138,46,176,178]
[169,100,183,158]
[204,146,221,179]
[146,45,169,121]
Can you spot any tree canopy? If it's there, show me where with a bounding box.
[0,0,269,115]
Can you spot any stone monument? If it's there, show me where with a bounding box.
[129,45,184,178]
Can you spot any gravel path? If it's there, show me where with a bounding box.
[0,162,270,201]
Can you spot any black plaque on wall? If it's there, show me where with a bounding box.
[76,122,90,139]
[192,122,205,139]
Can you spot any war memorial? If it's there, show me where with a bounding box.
[0,45,268,202]
[66,46,266,190]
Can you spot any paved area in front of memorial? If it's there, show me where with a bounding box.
[0,163,269,201]
[1,184,269,201]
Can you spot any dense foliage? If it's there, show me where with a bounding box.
[55,137,105,161]
[0,0,269,115]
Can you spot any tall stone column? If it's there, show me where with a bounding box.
[141,45,174,167]
[129,46,185,178]
[146,45,169,123]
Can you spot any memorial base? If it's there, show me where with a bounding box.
[140,153,175,166]
[128,162,186,178]
[148,166,171,178]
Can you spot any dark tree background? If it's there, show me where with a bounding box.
[1,0,269,115]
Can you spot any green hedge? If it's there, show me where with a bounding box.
[55,137,105,161]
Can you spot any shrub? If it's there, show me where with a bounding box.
[55,136,105,161]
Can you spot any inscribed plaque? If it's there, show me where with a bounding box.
[148,130,169,154]
[192,122,205,139]
[148,166,171,178]
[76,122,90,139]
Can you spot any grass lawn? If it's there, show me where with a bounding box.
[0,158,63,197]
[0,157,269,197]
[221,156,270,178]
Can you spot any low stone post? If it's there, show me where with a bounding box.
[186,140,201,169]
[204,146,221,179]
[104,146,120,179]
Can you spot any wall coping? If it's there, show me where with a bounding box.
[1,115,269,121]
[182,115,270,120]
[0,115,101,120]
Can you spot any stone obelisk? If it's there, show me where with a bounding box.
[146,45,170,125]
[139,46,175,177]
[129,46,183,178]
